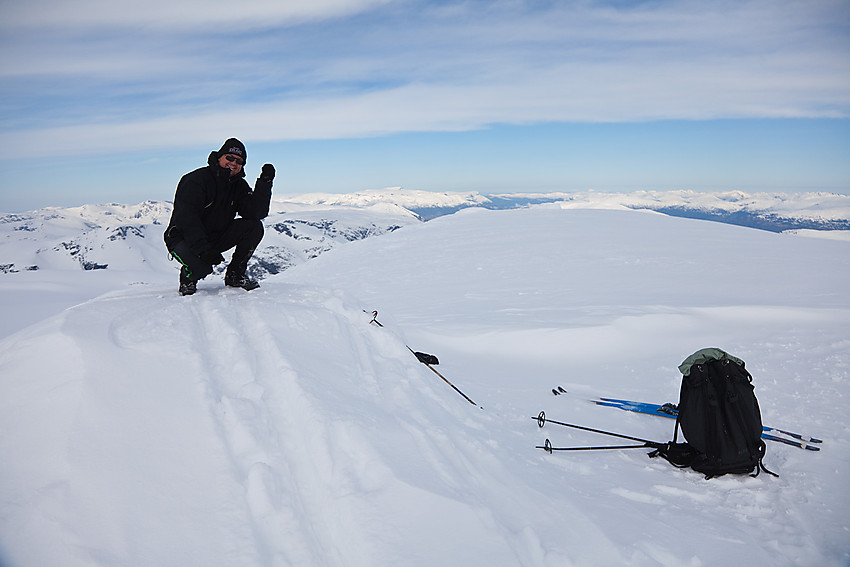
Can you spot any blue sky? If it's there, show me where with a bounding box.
[1,0,848,212]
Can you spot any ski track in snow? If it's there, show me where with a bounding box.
[66,285,608,567]
[187,289,405,566]
[194,295,331,566]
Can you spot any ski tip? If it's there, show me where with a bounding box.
[558,386,567,393]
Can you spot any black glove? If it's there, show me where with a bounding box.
[200,250,224,265]
[414,351,439,365]
[261,163,275,180]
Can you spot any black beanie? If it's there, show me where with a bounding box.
[217,138,246,162]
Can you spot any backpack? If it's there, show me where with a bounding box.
[651,348,777,479]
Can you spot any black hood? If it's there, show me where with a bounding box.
[207,151,246,179]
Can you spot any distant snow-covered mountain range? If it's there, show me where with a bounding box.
[288,188,850,230]
[1,189,848,278]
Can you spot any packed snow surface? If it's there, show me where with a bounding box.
[1,204,849,566]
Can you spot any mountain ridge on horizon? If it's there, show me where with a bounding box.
[2,189,848,278]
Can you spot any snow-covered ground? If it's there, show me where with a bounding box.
[1,200,848,566]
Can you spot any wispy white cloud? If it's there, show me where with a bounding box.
[1,0,848,158]
[2,0,394,30]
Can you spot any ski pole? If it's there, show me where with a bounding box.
[407,346,478,406]
[366,310,478,407]
[537,438,658,453]
[534,411,664,448]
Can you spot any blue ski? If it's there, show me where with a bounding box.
[595,397,822,451]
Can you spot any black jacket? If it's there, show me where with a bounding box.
[165,152,272,253]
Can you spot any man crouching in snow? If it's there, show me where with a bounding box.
[164,138,275,296]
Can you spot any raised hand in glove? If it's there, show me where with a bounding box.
[261,163,275,180]
[200,250,224,265]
